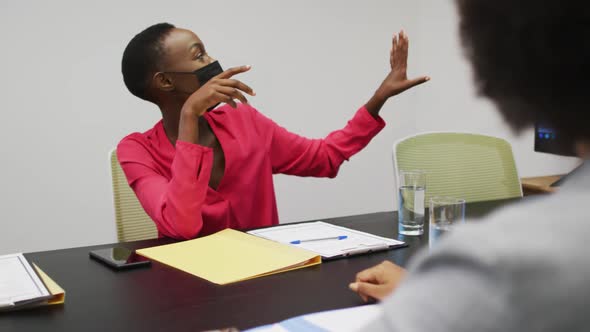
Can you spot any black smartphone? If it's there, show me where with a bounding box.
[89,247,150,270]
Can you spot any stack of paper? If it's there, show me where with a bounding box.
[0,253,65,311]
[136,229,321,285]
[246,305,382,332]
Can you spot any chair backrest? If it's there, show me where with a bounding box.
[110,149,158,242]
[393,133,522,204]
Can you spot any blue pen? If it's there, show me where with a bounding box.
[290,236,348,245]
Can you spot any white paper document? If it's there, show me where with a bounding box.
[248,222,404,259]
[246,305,382,332]
[0,253,50,308]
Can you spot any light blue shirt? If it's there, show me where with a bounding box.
[365,163,590,331]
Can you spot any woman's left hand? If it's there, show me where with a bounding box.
[366,30,429,117]
[378,30,430,98]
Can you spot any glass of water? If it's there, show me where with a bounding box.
[429,197,466,248]
[398,170,426,235]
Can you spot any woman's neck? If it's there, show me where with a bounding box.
[160,98,188,146]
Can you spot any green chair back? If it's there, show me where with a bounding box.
[110,149,158,242]
[393,133,522,204]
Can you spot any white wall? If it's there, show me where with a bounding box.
[0,0,579,255]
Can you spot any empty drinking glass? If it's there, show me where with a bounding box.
[429,197,466,248]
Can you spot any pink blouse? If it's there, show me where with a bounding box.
[117,103,385,239]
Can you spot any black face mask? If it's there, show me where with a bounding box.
[194,61,224,111]
[164,61,225,111]
[194,60,223,86]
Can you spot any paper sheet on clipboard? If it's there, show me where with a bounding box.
[248,222,405,259]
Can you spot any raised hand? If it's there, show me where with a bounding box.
[182,65,256,117]
[178,65,255,144]
[365,30,429,117]
[379,30,430,98]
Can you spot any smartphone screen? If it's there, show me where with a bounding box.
[89,247,150,269]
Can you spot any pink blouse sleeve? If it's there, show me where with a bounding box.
[250,105,386,177]
[117,139,212,240]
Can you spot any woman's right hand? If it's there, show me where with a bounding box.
[181,65,256,117]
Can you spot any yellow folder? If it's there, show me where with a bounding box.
[33,264,66,305]
[136,229,321,285]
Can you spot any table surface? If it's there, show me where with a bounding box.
[521,175,562,194]
[1,199,517,332]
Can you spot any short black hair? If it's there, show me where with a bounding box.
[121,23,175,102]
[456,0,590,140]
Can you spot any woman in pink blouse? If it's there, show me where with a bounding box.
[118,23,429,240]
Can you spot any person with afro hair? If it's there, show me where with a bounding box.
[351,1,590,331]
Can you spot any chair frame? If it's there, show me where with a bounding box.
[392,131,523,205]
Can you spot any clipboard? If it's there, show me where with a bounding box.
[248,221,406,260]
[0,253,65,311]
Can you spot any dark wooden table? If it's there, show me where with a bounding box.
[521,175,562,195]
[0,199,517,332]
